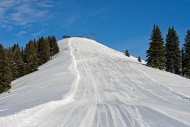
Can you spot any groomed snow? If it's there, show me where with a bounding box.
[0,37,190,127]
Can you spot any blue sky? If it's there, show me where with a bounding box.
[0,0,190,60]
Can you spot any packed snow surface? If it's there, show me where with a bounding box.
[1,37,190,127]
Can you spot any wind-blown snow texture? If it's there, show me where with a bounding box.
[1,37,190,127]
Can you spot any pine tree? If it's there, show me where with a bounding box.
[52,36,59,54]
[4,49,12,90]
[125,50,130,57]
[6,48,13,81]
[37,37,50,65]
[0,44,5,93]
[33,39,38,50]
[165,27,181,74]
[33,39,39,66]
[138,56,142,62]
[0,44,11,93]
[48,35,59,57]
[181,47,185,76]
[146,24,165,69]
[20,47,28,77]
[25,40,38,73]
[183,29,190,77]
[12,44,23,79]
[37,37,43,65]
[44,38,50,62]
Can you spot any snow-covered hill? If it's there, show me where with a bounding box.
[1,37,190,127]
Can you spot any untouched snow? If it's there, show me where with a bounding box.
[0,37,190,127]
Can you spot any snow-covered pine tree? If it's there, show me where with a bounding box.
[146,24,165,69]
[165,27,181,74]
[183,29,190,77]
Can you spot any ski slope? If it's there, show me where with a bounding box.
[1,37,190,127]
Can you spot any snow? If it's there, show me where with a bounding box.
[0,37,190,127]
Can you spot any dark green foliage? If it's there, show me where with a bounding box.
[0,35,59,94]
[63,35,70,38]
[0,44,11,93]
[6,49,13,81]
[33,39,38,50]
[20,47,28,77]
[37,37,50,65]
[183,29,190,77]
[12,44,23,79]
[138,56,142,62]
[25,40,38,73]
[146,25,166,70]
[0,44,5,93]
[165,27,181,74]
[78,35,83,37]
[125,50,130,57]
[44,38,50,62]
[48,35,59,57]
[3,49,12,91]
[181,47,185,76]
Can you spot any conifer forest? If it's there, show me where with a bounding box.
[146,25,190,78]
[0,35,59,93]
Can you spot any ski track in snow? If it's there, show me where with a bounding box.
[0,37,190,127]
[129,63,190,102]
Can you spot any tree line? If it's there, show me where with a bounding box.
[146,24,190,78]
[0,35,59,93]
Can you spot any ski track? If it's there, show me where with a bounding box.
[1,37,190,127]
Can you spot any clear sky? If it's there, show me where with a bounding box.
[0,0,190,60]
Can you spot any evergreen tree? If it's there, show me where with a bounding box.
[6,48,13,81]
[0,44,5,93]
[146,24,165,69]
[4,49,12,90]
[44,38,50,62]
[165,27,181,74]
[52,36,59,55]
[12,44,23,79]
[37,37,44,65]
[181,47,185,76]
[183,29,190,77]
[20,47,28,77]
[138,56,142,62]
[48,35,59,57]
[37,37,50,65]
[0,44,11,93]
[33,39,39,65]
[125,50,130,57]
[33,39,38,49]
[25,40,38,73]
